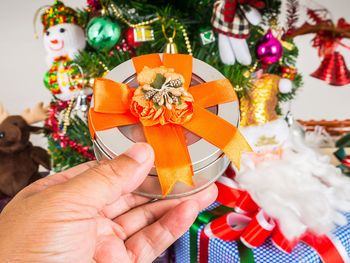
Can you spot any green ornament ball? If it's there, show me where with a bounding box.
[86,17,121,51]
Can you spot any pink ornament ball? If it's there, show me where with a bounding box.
[255,29,283,64]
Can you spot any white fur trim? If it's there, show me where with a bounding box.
[240,118,290,152]
[278,78,293,94]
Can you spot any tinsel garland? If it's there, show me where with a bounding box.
[45,99,95,160]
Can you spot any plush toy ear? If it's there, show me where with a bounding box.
[29,126,43,134]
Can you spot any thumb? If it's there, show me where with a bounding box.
[51,143,154,212]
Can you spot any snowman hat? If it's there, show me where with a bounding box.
[41,1,79,32]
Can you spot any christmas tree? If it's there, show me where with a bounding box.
[40,0,302,172]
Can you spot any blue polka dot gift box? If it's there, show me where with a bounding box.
[174,175,350,263]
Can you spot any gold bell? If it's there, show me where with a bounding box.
[164,38,178,54]
[162,23,178,54]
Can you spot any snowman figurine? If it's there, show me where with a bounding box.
[211,0,265,65]
[41,1,91,101]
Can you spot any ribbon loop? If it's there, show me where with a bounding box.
[208,212,251,241]
[215,176,243,207]
[132,53,162,74]
[93,78,134,114]
[271,225,300,253]
[183,104,252,170]
[189,79,238,109]
[240,210,275,248]
[235,191,259,215]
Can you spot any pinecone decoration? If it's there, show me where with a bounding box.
[141,74,187,108]
[167,79,182,88]
[144,89,157,100]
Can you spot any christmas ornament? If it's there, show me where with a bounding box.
[199,27,215,45]
[110,3,193,55]
[285,111,305,140]
[87,0,101,11]
[86,17,121,51]
[255,29,283,64]
[133,26,154,43]
[38,1,88,101]
[310,52,350,86]
[40,1,86,66]
[162,24,178,54]
[282,9,350,86]
[211,0,265,65]
[74,90,89,112]
[126,27,141,48]
[281,66,297,80]
[240,74,292,128]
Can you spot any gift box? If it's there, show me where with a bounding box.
[175,202,350,263]
[88,53,251,198]
[174,172,350,263]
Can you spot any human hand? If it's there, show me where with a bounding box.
[0,143,217,263]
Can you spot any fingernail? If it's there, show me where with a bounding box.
[124,143,151,164]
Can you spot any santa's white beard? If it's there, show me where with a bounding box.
[235,132,350,240]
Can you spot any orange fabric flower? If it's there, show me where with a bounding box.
[130,66,194,126]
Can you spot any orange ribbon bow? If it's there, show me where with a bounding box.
[88,53,252,196]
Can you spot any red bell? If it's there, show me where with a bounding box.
[311,52,350,86]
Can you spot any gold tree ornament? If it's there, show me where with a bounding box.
[162,23,178,54]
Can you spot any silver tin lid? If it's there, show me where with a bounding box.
[92,54,240,198]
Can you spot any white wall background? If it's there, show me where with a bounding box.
[0,0,349,149]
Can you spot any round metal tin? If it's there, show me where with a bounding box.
[92,54,240,199]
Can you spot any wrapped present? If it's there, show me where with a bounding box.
[175,202,350,262]
[88,53,251,198]
[175,169,350,263]
[334,148,350,175]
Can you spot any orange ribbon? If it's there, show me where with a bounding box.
[88,53,252,196]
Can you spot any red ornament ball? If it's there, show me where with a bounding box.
[126,27,141,48]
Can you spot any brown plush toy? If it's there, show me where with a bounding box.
[0,102,51,196]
